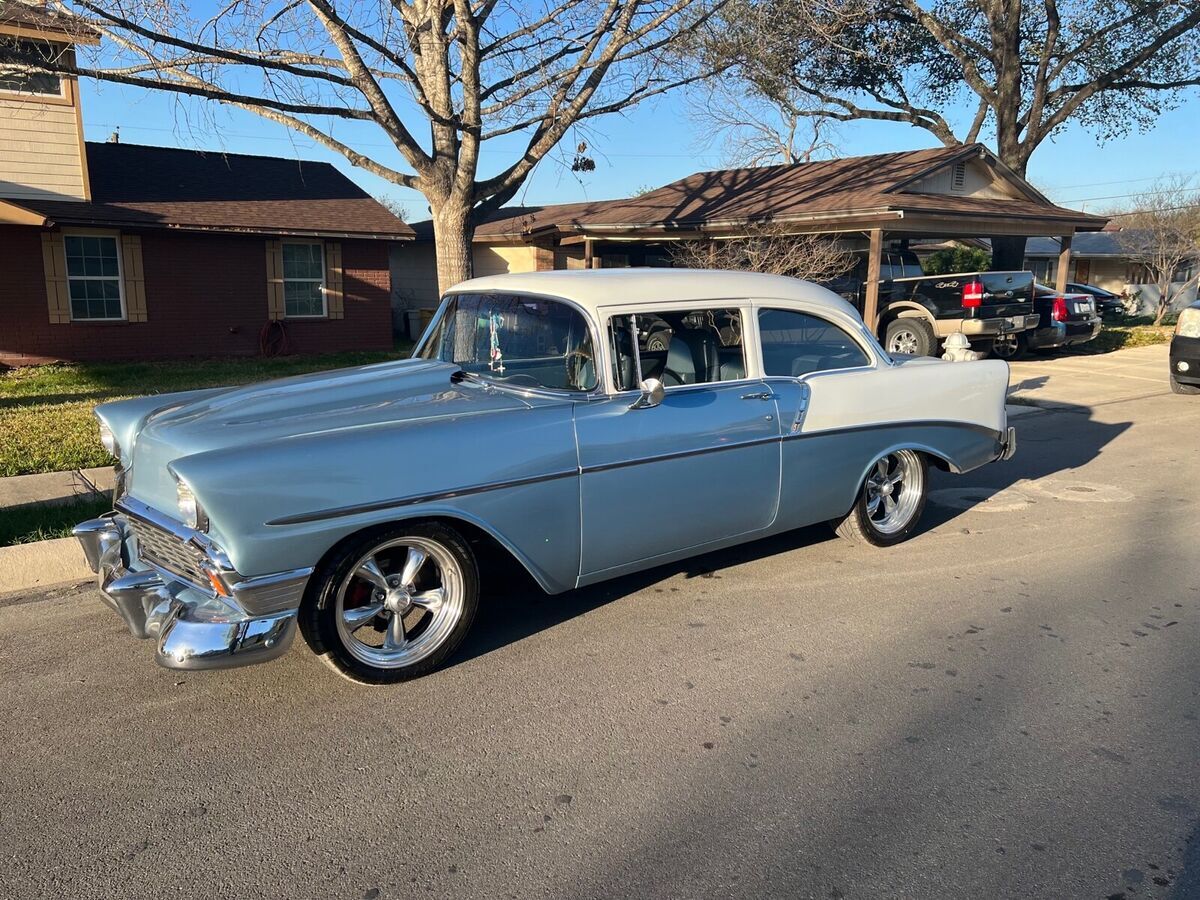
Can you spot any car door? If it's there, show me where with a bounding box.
[757,305,879,530]
[574,304,781,579]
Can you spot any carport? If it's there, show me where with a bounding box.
[459,143,1108,329]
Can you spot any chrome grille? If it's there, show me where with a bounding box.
[127,515,209,587]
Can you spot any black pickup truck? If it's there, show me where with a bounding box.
[821,249,1041,357]
[870,270,1040,357]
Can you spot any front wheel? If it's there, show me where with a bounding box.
[832,449,928,547]
[1171,372,1200,395]
[299,521,479,684]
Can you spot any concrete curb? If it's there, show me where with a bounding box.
[0,467,115,510]
[0,537,92,594]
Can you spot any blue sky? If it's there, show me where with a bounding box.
[78,77,1200,221]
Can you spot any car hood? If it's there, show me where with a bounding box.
[120,358,536,514]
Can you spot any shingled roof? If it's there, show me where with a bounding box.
[0,0,99,42]
[442,144,1104,241]
[9,142,413,239]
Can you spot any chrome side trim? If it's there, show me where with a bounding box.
[267,419,1005,527]
[782,419,1003,443]
[581,435,781,474]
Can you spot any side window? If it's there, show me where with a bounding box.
[758,309,870,378]
[610,308,746,391]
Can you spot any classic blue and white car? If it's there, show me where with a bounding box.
[75,270,1015,684]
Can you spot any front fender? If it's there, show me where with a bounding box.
[96,388,232,457]
[168,403,582,592]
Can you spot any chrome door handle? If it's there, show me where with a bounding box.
[740,391,777,401]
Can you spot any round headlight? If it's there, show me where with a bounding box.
[98,420,118,456]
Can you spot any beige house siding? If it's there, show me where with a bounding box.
[1076,258,1126,293]
[908,159,1022,201]
[0,96,87,202]
[473,243,539,278]
[390,241,542,318]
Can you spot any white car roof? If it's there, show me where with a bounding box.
[446,268,857,319]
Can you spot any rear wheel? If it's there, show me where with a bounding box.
[989,331,1028,360]
[299,521,479,685]
[1171,372,1200,395]
[832,450,928,547]
[884,318,938,357]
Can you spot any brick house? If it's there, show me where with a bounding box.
[0,2,412,365]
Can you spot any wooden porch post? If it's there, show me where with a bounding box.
[1055,234,1073,294]
[863,228,883,332]
[584,238,594,269]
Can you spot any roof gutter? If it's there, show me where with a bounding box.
[34,217,414,241]
[565,208,905,235]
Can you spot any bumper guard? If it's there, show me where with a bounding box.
[73,513,308,670]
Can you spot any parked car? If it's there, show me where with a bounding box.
[1065,282,1126,320]
[75,270,1016,684]
[1170,301,1200,395]
[990,284,1102,359]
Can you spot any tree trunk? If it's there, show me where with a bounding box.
[990,235,1027,271]
[431,201,475,297]
[1155,278,1170,326]
[990,141,1031,272]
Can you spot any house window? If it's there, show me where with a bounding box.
[65,235,124,321]
[0,39,65,97]
[282,241,326,317]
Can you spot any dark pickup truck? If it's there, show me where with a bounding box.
[871,270,1040,357]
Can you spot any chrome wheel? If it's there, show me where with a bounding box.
[887,328,920,355]
[864,450,925,535]
[991,333,1020,359]
[334,536,465,669]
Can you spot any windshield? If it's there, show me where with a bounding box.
[417,292,597,392]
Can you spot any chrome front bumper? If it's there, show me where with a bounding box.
[73,511,309,670]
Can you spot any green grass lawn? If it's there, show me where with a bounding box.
[1,346,411,478]
[0,496,115,546]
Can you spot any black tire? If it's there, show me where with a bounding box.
[1171,372,1200,395]
[645,328,672,352]
[831,449,928,547]
[989,331,1028,361]
[883,318,938,357]
[299,521,479,685]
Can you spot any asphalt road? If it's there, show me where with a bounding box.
[3,350,1200,900]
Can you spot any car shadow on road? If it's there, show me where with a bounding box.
[921,397,1132,531]
[456,398,1130,667]
[454,523,835,667]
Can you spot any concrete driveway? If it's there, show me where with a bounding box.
[1008,343,1172,409]
[2,346,1198,900]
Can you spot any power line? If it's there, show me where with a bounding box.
[82,121,723,158]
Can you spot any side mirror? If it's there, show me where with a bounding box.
[630,377,664,410]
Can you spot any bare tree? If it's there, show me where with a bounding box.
[14,1,724,293]
[1115,177,1200,325]
[688,80,840,167]
[712,0,1200,267]
[669,225,854,282]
